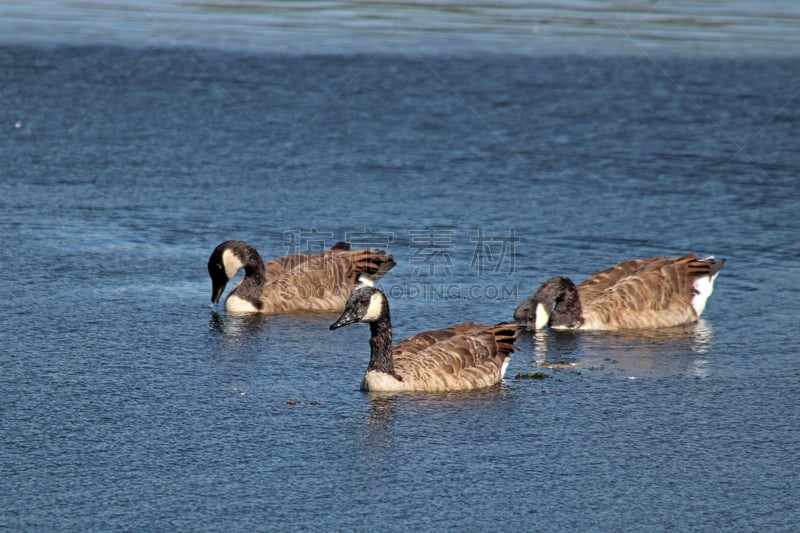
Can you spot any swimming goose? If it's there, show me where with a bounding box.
[208,240,396,314]
[514,254,725,331]
[330,285,517,392]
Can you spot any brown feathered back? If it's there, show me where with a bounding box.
[579,254,719,330]
[384,323,517,392]
[576,258,656,303]
[260,248,395,313]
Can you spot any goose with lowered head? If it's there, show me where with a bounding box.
[208,240,395,314]
[514,254,725,331]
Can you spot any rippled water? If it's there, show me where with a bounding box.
[2,4,800,531]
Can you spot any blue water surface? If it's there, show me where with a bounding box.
[1,2,800,531]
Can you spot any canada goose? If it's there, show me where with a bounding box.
[208,240,395,314]
[514,254,725,331]
[330,285,517,392]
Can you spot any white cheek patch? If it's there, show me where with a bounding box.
[535,303,551,330]
[221,248,244,280]
[361,292,385,321]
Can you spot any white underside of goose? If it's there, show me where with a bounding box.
[226,294,259,314]
[362,370,405,392]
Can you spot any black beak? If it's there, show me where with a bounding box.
[516,318,533,330]
[514,300,534,330]
[516,314,538,331]
[330,308,360,330]
[211,278,227,304]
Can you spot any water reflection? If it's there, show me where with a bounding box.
[208,310,274,337]
[361,395,397,464]
[365,385,509,405]
[358,385,510,462]
[524,319,715,377]
[208,310,338,337]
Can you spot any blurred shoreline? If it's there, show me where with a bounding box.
[1,1,799,56]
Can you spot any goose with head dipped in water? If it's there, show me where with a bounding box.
[208,240,395,314]
[514,254,725,331]
[330,285,517,392]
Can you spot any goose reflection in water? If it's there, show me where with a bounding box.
[358,386,511,462]
[525,319,714,378]
[209,310,274,336]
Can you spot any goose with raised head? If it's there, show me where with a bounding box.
[514,254,725,331]
[330,285,517,392]
[208,240,395,314]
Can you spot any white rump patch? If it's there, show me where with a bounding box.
[499,357,510,379]
[691,274,716,318]
[357,273,375,288]
[535,303,551,330]
[691,257,721,318]
[362,292,385,322]
[221,248,244,280]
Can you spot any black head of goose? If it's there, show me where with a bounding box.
[514,254,725,331]
[330,285,517,392]
[514,276,583,330]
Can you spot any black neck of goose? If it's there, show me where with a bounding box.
[367,300,397,377]
[234,251,267,310]
[243,259,266,285]
[550,278,584,328]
